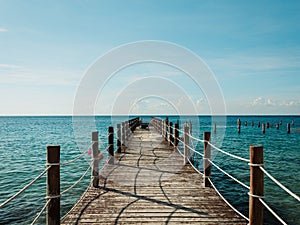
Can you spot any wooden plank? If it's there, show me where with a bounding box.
[61,126,247,225]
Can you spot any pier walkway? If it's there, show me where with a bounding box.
[61,125,247,225]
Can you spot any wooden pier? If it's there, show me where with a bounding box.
[61,125,247,225]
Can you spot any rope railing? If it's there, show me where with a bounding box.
[259,166,300,202]
[208,159,250,190]
[208,177,249,222]
[0,166,51,208]
[150,117,298,225]
[61,151,86,166]
[61,164,92,195]
[259,198,288,225]
[207,141,250,163]
[30,199,51,225]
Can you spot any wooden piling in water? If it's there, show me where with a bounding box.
[46,145,60,225]
[108,126,114,164]
[287,123,291,134]
[249,146,264,225]
[237,118,241,134]
[262,123,265,134]
[266,122,269,129]
[91,131,99,187]
[258,122,261,128]
[214,122,216,133]
[203,132,211,187]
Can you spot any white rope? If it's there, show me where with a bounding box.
[177,138,185,145]
[248,192,264,198]
[187,157,203,176]
[61,164,91,195]
[30,199,51,225]
[175,146,184,157]
[260,166,300,202]
[0,167,50,208]
[259,198,288,225]
[187,133,205,143]
[208,177,249,222]
[186,144,204,157]
[61,152,86,166]
[174,127,185,135]
[208,142,250,163]
[208,159,250,190]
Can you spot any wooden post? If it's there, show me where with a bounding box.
[203,132,211,187]
[91,131,99,187]
[245,121,248,126]
[169,122,173,146]
[262,123,265,134]
[214,122,216,133]
[258,122,261,128]
[174,123,179,147]
[280,120,282,125]
[122,122,125,146]
[184,123,190,165]
[266,122,269,129]
[249,146,264,225]
[287,123,290,134]
[237,118,241,134]
[46,145,60,225]
[165,117,169,141]
[108,126,114,164]
[117,124,121,153]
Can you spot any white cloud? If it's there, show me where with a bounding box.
[251,97,300,107]
[0,28,8,32]
[0,66,81,86]
[0,64,20,69]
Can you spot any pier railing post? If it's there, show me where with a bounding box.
[249,146,264,225]
[174,123,179,147]
[46,145,60,225]
[165,117,169,141]
[91,131,99,188]
[108,126,114,164]
[169,122,173,146]
[122,122,125,146]
[184,123,190,165]
[203,132,211,187]
[117,124,121,153]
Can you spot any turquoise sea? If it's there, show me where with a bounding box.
[0,116,299,225]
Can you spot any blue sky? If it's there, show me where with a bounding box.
[0,0,299,115]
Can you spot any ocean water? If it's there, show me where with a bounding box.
[0,115,299,225]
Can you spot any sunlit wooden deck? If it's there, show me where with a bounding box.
[61,126,247,225]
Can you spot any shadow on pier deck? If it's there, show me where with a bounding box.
[61,126,247,225]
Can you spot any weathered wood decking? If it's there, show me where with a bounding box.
[61,126,247,225]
